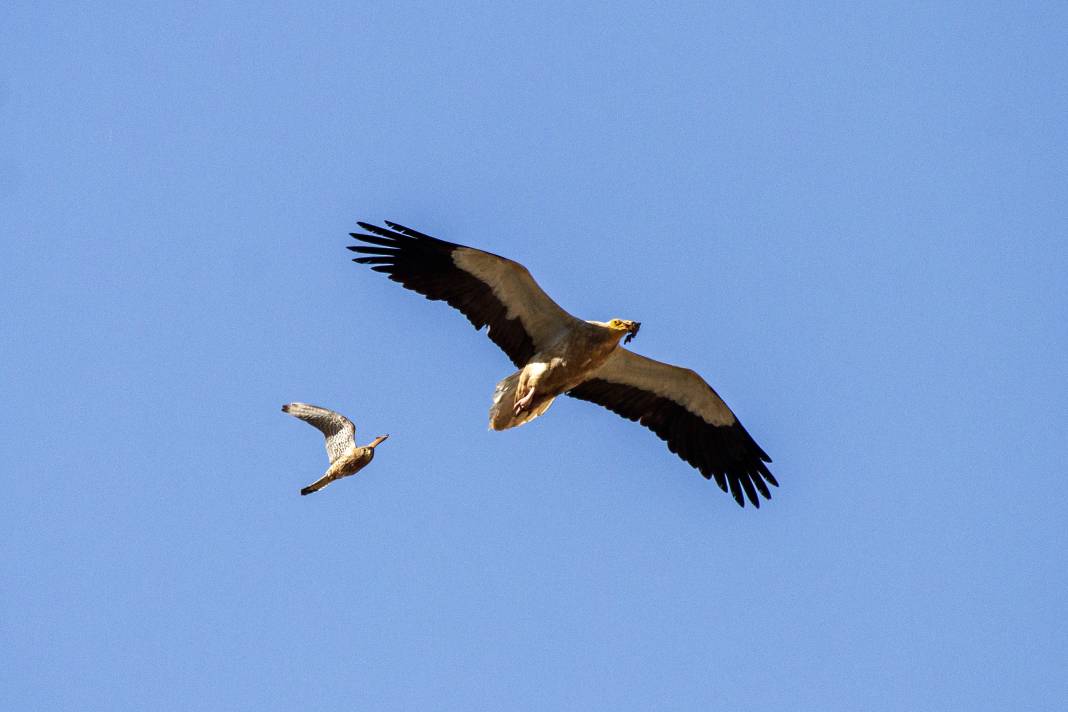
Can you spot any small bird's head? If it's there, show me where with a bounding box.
[606,318,641,344]
[370,434,389,448]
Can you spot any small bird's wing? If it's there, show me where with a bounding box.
[300,473,335,496]
[348,221,584,368]
[282,403,356,464]
[568,349,776,507]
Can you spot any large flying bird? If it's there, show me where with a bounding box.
[282,402,389,495]
[348,221,776,507]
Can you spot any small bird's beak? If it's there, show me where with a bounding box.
[624,321,641,344]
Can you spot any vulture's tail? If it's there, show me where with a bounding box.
[489,372,556,431]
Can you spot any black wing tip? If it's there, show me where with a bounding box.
[351,221,411,243]
[349,231,385,242]
[349,220,458,255]
[702,463,778,509]
[728,478,745,507]
[690,432,779,507]
[354,220,421,237]
[716,472,774,508]
[350,245,396,255]
[698,449,777,507]
[384,220,439,241]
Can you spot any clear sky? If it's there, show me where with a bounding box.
[3,2,1066,710]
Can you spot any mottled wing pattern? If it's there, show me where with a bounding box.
[282,403,356,463]
[348,221,581,368]
[569,350,777,507]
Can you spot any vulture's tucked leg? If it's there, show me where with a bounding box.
[513,388,535,415]
[513,362,545,415]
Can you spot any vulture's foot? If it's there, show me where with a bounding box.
[513,389,535,415]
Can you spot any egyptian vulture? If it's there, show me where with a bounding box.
[348,221,776,507]
[282,402,389,495]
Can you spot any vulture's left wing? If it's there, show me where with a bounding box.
[349,222,581,367]
[568,350,777,507]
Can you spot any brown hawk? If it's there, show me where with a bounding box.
[282,402,389,495]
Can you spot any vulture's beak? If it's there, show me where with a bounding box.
[624,321,641,344]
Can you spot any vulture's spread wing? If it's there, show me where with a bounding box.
[349,221,581,367]
[569,350,776,507]
[282,403,356,464]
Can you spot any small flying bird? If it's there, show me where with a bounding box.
[348,221,777,507]
[282,402,389,495]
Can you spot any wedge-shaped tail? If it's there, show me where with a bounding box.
[489,371,556,430]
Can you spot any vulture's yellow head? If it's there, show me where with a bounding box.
[606,318,642,344]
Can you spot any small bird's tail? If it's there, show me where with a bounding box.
[300,473,333,495]
[488,371,555,431]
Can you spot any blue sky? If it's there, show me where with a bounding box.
[3,2,1066,710]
